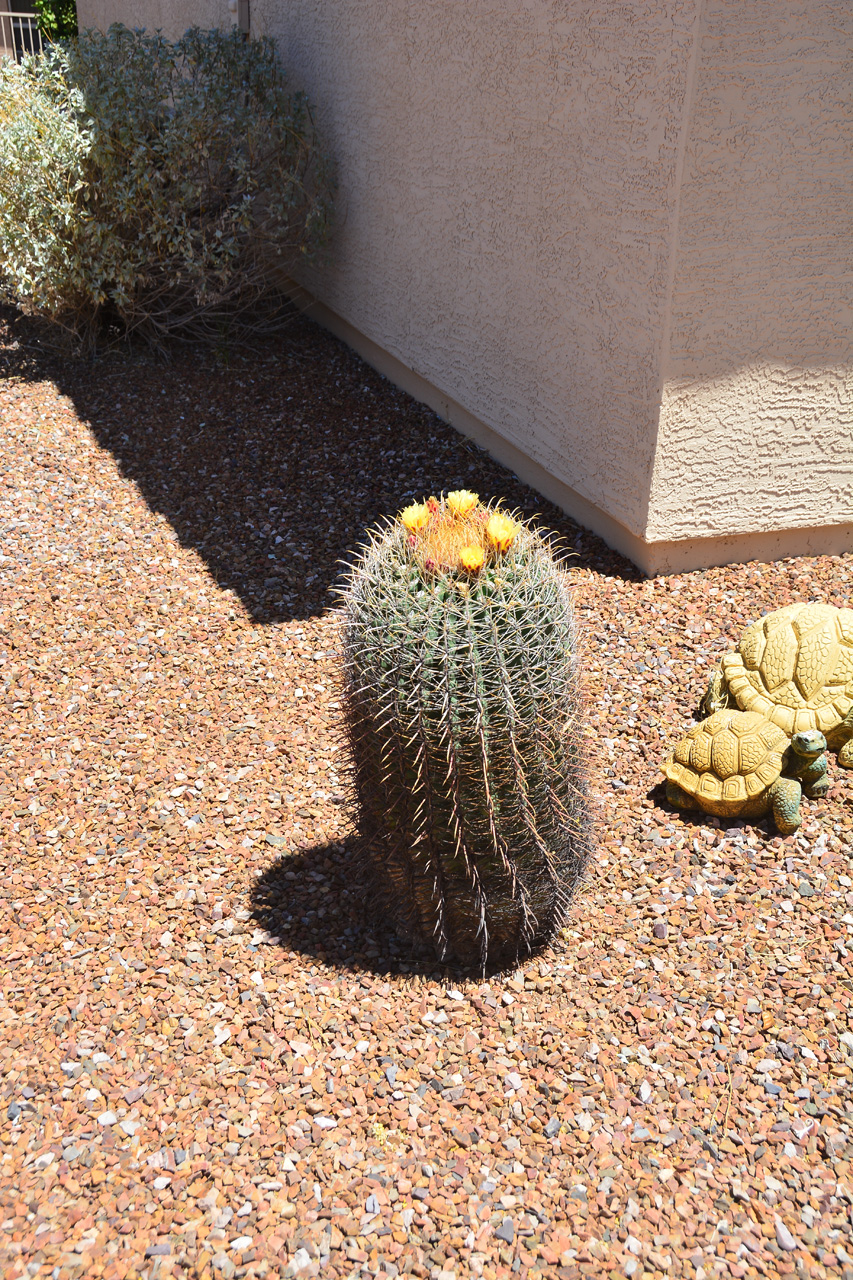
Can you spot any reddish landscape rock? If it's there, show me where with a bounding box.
[1,309,851,1280]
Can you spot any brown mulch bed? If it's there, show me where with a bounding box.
[1,306,852,1280]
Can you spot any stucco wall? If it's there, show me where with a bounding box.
[256,0,703,541]
[646,0,852,542]
[75,0,852,571]
[77,0,221,38]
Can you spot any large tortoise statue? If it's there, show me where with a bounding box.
[663,708,829,835]
[702,602,853,768]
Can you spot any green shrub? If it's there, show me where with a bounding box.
[0,24,333,349]
[33,0,78,41]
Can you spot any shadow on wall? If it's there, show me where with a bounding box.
[0,305,642,624]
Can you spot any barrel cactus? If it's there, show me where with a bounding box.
[341,492,590,973]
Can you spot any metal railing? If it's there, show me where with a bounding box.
[0,9,45,62]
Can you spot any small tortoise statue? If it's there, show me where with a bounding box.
[663,708,829,835]
[702,602,853,767]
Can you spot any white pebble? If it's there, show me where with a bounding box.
[287,1247,312,1274]
[775,1216,798,1251]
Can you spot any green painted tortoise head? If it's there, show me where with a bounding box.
[789,729,827,763]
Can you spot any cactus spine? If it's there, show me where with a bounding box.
[342,493,590,973]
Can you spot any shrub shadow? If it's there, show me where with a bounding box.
[0,304,643,624]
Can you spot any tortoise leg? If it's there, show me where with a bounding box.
[769,778,802,836]
[701,665,730,717]
[799,754,830,798]
[833,707,853,769]
[666,781,698,812]
[805,773,831,799]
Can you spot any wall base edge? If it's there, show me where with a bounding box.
[285,282,852,578]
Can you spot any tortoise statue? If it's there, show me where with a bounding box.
[663,708,829,835]
[702,602,853,768]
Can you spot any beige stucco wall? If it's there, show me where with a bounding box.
[258,0,703,544]
[75,0,852,572]
[77,0,220,37]
[646,0,852,544]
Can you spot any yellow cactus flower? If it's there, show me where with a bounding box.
[446,489,479,518]
[459,544,485,573]
[486,512,517,553]
[400,502,430,533]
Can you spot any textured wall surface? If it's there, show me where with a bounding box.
[646,0,852,541]
[254,0,701,538]
[77,0,222,38]
[75,0,851,565]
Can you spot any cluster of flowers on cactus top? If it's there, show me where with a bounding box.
[399,491,518,574]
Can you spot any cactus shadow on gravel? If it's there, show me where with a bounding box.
[249,842,458,980]
[249,841,566,980]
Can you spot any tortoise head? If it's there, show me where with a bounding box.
[790,729,827,761]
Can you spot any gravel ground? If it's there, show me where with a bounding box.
[1,307,852,1280]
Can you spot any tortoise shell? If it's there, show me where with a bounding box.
[721,602,853,736]
[663,709,789,813]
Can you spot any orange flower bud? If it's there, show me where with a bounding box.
[400,502,430,533]
[486,512,517,553]
[459,545,485,573]
[446,489,479,518]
